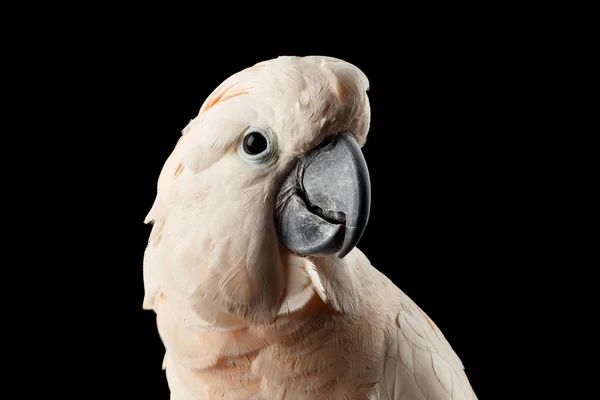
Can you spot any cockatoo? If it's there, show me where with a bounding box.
[143,55,478,400]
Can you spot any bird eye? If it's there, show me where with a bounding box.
[243,131,268,156]
[237,127,277,165]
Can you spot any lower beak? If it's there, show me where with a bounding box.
[275,132,371,258]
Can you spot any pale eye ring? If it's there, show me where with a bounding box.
[238,127,276,164]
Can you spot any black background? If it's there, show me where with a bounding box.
[52,23,533,399]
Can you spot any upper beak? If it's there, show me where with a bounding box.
[275,132,371,258]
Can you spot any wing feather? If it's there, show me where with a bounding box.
[379,289,477,400]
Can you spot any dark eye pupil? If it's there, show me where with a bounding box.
[243,132,268,155]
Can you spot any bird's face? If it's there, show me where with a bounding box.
[194,56,372,258]
[146,56,371,321]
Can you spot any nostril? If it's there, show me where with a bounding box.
[313,134,337,150]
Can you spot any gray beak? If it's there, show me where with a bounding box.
[275,132,371,258]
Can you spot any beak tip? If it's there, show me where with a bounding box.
[337,249,350,259]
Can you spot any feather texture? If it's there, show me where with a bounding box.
[143,55,476,399]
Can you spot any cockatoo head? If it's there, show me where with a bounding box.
[145,55,371,321]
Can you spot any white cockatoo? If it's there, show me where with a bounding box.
[143,55,478,399]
